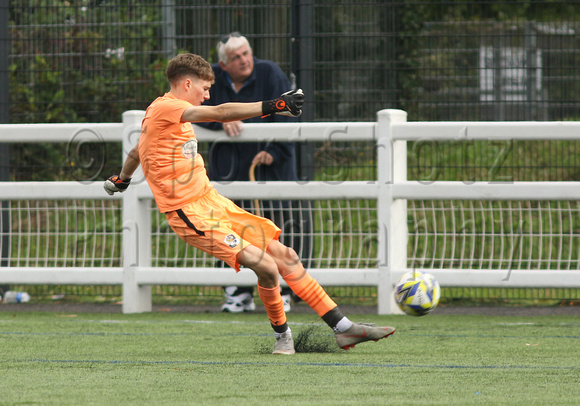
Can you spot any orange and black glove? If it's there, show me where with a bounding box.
[103,175,131,195]
[262,89,304,117]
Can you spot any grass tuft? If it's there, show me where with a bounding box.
[294,325,339,353]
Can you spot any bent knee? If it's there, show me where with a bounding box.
[270,243,301,269]
[252,256,280,287]
[256,267,280,287]
[283,247,301,267]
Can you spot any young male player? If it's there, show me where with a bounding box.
[104,53,395,355]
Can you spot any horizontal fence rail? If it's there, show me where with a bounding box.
[2,109,580,313]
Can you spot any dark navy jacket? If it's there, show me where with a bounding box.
[198,57,298,182]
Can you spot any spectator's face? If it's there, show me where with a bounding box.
[221,44,254,83]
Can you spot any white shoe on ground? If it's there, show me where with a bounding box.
[273,331,295,355]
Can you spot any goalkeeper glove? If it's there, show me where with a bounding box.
[262,89,304,117]
[104,175,131,195]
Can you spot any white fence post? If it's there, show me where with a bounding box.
[120,110,152,313]
[377,109,408,315]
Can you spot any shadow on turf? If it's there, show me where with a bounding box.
[257,325,340,354]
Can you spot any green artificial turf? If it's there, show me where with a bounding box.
[1,311,579,405]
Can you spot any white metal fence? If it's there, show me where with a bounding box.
[1,110,580,314]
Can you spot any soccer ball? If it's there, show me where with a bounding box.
[394,271,440,316]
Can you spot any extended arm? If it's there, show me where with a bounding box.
[182,89,304,123]
[182,102,263,123]
[103,144,140,195]
[119,145,141,180]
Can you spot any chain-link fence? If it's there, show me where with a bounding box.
[6,1,580,124]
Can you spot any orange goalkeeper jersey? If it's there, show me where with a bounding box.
[138,92,213,213]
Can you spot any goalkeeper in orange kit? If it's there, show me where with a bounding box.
[104,53,395,354]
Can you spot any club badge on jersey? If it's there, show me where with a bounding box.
[182,139,198,159]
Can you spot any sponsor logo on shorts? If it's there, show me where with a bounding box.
[224,234,240,248]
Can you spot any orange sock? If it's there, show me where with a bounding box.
[257,284,287,331]
[282,266,337,317]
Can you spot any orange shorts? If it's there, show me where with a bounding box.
[165,188,281,272]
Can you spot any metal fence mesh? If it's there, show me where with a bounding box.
[7,1,580,125]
